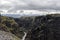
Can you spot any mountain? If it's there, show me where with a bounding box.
[0,16,24,39]
[1,14,60,40]
[1,13,41,18]
[25,14,60,40]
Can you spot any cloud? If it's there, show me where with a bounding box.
[0,0,60,12]
[23,0,60,10]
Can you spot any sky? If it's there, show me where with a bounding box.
[0,0,60,12]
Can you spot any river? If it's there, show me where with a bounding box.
[22,32,27,40]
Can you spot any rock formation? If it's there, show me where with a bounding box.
[25,14,60,40]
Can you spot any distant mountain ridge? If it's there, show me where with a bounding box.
[1,13,44,18]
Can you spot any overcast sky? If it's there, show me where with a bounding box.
[0,0,60,12]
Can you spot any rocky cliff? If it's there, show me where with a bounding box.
[0,30,20,40]
[25,14,60,40]
[0,16,24,39]
[1,14,60,40]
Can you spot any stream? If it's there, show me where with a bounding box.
[22,32,27,40]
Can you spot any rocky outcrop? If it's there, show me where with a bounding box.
[25,15,60,40]
[0,30,20,40]
[0,16,24,39]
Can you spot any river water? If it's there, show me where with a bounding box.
[22,32,27,40]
